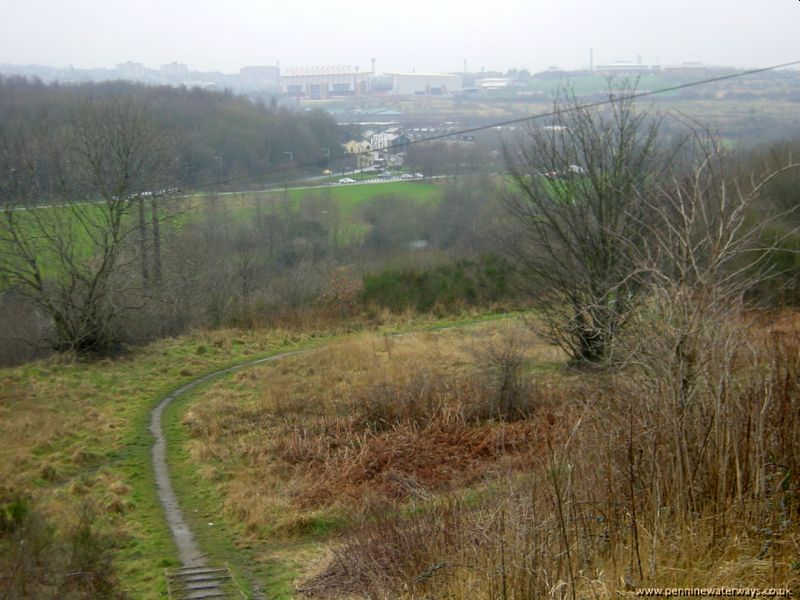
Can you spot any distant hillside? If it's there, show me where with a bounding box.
[0,75,343,189]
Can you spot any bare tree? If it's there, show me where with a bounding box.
[0,95,178,352]
[626,126,800,403]
[503,84,673,366]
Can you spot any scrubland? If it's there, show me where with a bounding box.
[0,324,335,598]
[174,316,800,599]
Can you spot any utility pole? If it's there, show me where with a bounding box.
[213,155,223,191]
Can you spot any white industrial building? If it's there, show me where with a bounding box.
[280,66,370,99]
[475,77,511,90]
[387,73,462,96]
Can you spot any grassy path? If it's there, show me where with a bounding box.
[153,313,520,597]
[151,349,315,597]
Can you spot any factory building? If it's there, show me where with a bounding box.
[280,66,370,99]
[474,77,511,90]
[593,61,659,76]
[387,72,463,96]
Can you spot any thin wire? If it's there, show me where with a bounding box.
[189,60,800,192]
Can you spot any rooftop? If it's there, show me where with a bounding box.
[387,72,460,78]
[282,65,362,77]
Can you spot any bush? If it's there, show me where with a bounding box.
[361,255,515,313]
[301,324,800,599]
[0,499,124,600]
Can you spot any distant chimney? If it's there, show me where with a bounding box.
[371,57,376,75]
[590,48,594,71]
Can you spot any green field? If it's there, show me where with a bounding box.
[0,311,514,597]
[219,180,442,211]
[194,180,445,245]
[1,181,447,284]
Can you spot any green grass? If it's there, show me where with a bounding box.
[163,361,325,599]
[158,311,528,597]
[192,180,445,246]
[1,180,446,289]
[1,310,519,597]
[0,328,335,597]
[224,180,442,212]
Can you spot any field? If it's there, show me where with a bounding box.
[0,180,447,291]
[214,180,443,222]
[0,310,514,597]
[0,325,335,596]
[162,319,555,596]
[3,308,800,598]
[160,316,800,598]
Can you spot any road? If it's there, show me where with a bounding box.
[7,175,448,210]
[212,174,445,197]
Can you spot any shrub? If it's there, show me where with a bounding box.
[0,499,124,600]
[361,255,515,313]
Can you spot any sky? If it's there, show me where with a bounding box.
[0,0,797,75]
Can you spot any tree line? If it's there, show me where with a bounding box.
[0,75,343,195]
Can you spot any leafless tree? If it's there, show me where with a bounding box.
[0,95,178,353]
[503,84,674,366]
[625,125,800,403]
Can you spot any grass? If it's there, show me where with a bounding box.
[163,359,331,599]
[7,302,798,598]
[215,180,442,219]
[0,180,446,283]
[183,180,445,247]
[0,326,333,596]
[163,319,561,596]
[160,313,800,599]
[0,308,521,597]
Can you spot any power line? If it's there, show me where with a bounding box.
[188,60,800,192]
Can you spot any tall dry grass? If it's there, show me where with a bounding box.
[299,323,800,599]
[182,324,563,538]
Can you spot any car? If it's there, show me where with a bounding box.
[378,171,393,179]
[414,172,424,179]
[322,169,332,175]
[338,177,356,184]
[400,173,414,179]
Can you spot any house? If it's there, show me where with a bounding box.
[343,140,373,169]
[369,128,409,151]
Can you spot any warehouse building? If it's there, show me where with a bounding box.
[387,72,463,96]
[280,66,370,99]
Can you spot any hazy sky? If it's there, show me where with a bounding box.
[1,0,797,74]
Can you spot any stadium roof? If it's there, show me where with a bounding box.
[281,66,362,77]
